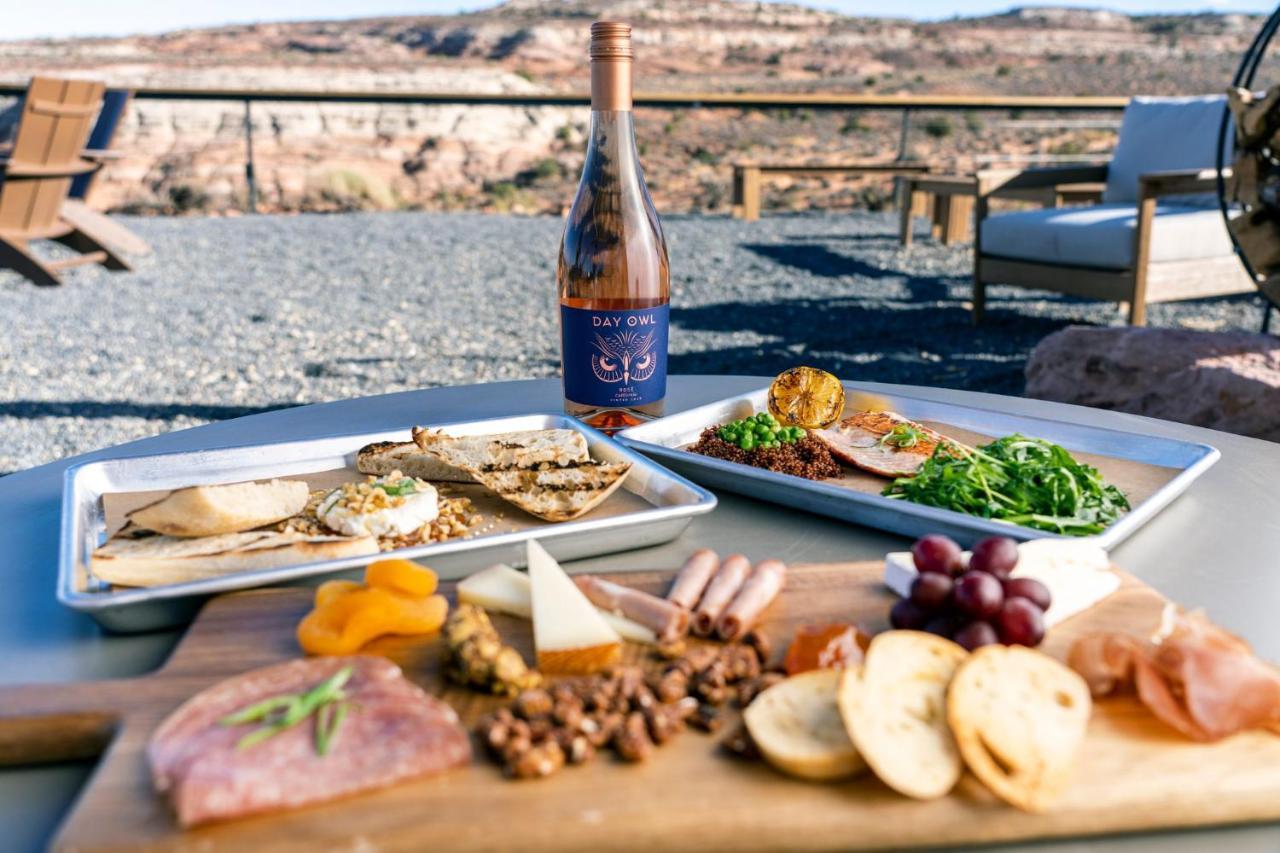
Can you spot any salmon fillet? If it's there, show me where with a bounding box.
[815,411,967,478]
[149,655,470,827]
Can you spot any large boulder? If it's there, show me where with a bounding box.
[1025,326,1280,441]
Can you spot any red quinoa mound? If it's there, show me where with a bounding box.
[688,426,842,481]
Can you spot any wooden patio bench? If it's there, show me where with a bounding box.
[731,161,931,220]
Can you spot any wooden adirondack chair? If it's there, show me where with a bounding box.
[0,77,130,286]
[62,88,151,257]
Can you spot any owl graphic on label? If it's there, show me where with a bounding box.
[591,330,657,387]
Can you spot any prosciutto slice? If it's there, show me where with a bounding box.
[1067,608,1280,742]
[574,575,690,643]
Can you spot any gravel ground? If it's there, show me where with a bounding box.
[0,210,1268,475]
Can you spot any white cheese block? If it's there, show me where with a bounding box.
[883,540,1119,628]
[527,540,623,673]
[457,563,657,644]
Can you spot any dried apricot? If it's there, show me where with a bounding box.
[366,558,438,597]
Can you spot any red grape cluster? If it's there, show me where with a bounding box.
[889,534,1051,650]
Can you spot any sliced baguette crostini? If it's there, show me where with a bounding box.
[838,631,968,799]
[127,479,309,538]
[743,669,866,781]
[947,645,1092,812]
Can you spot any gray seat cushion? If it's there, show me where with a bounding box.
[1103,95,1230,207]
[979,203,1234,270]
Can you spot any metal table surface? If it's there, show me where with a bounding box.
[2,375,1278,853]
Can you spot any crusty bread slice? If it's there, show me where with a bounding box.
[838,630,968,800]
[743,669,865,781]
[410,428,590,471]
[356,440,473,483]
[127,479,310,537]
[947,645,1092,812]
[90,530,379,588]
[469,462,631,522]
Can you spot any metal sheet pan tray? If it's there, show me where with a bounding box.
[60,413,716,633]
[618,386,1218,550]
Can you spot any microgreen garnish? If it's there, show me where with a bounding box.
[882,434,1130,536]
[220,665,354,754]
[878,423,926,449]
[380,478,418,497]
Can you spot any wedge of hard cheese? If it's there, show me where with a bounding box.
[458,563,658,644]
[526,540,622,674]
[884,539,1119,627]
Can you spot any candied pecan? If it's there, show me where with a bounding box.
[500,731,533,764]
[643,704,684,745]
[552,698,585,729]
[513,687,554,720]
[614,712,655,762]
[742,630,772,666]
[653,639,687,660]
[652,668,689,704]
[682,645,720,672]
[737,671,785,707]
[629,684,658,712]
[688,702,724,733]
[553,730,595,765]
[476,713,511,755]
[674,695,699,721]
[507,739,565,779]
[720,644,762,682]
[692,662,730,705]
[582,711,623,748]
[526,717,554,741]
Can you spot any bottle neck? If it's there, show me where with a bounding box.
[590,59,632,112]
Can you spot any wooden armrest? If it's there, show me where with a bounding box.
[1138,168,1231,199]
[975,165,1109,197]
[81,148,123,162]
[0,158,101,179]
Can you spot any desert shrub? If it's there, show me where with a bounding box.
[691,147,719,165]
[841,115,868,135]
[964,111,984,133]
[923,117,953,139]
[314,169,398,211]
[168,184,210,213]
[996,64,1013,77]
[514,68,536,83]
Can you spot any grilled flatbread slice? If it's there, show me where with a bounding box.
[409,427,627,522]
[90,530,379,588]
[410,428,590,472]
[357,440,474,483]
[815,411,969,478]
[470,462,631,522]
[127,480,309,537]
[947,645,1092,812]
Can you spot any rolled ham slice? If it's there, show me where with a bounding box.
[667,548,719,610]
[692,554,750,637]
[574,575,690,644]
[717,559,787,641]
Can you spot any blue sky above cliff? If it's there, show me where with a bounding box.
[0,0,1269,40]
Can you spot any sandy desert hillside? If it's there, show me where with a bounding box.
[0,0,1261,214]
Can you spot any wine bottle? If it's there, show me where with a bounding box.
[558,21,670,432]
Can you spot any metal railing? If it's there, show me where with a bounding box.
[0,84,1130,212]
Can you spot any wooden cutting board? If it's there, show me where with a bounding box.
[4,562,1280,852]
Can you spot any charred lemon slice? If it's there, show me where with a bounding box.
[768,367,846,429]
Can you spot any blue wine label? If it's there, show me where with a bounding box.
[561,304,669,407]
